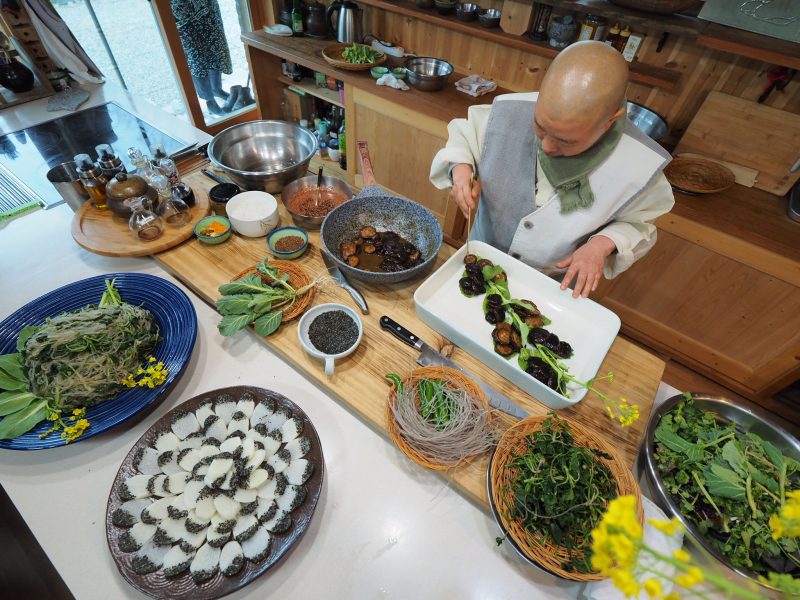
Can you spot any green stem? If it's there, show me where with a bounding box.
[745,475,760,518]
[691,470,728,532]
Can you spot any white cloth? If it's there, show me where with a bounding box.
[430,95,675,279]
[455,74,497,97]
[376,73,409,91]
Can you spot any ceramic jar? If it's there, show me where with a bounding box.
[106,172,158,218]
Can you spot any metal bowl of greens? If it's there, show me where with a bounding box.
[644,392,800,589]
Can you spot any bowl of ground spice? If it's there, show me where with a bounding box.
[194,215,232,245]
[282,174,354,230]
[297,303,362,376]
[267,225,309,259]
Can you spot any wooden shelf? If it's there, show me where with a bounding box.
[278,75,344,107]
[358,0,682,90]
[697,23,800,71]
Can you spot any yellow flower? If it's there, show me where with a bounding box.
[644,578,663,598]
[664,593,680,600]
[148,356,156,363]
[591,495,643,576]
[672,548,691,563]
[72,408,82,416]
[611,568,640,597]
[675,566,704,589]
[649,517,683,537]
[770,491,800,540]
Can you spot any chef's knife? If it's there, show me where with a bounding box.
[380,315,528,420]
[321,249,369,314]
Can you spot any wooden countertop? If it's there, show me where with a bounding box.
[241,31,508,124]
[154,169,665,510]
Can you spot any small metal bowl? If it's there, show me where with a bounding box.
[434,0,456,14]
[267,225,309,259]
[404,56,454,92]
[478,8,501,27]
[282,174,354,230]
[644,392,800,591]
[456,2,478,21]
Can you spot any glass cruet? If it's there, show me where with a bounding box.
[152,173,190,227]
[128,196,163,241]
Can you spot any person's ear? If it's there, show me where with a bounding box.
[609,106,626,126]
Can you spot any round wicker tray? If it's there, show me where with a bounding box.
[232,260,315,323]
[387,366,492,471]
[664,157,735,195]
[489,415,643,582]
[322,43,386,71]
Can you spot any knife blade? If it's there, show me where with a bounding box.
[379,315,528,420]
[321,249,369,314]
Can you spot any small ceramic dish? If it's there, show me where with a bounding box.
[267,225,309,259]
[226,190,279,237]
[371,66,390,79]
[194,215,232,244]
[391,67,407,80]
[297,303,363,377]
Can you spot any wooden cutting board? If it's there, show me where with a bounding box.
[674,91,800,197]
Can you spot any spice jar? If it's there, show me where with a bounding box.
[74,153,108,210]
[105,171,159,218]
[578,14,607,41]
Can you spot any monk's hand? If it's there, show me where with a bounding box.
[556,236,616,299]
[450,163,481,219]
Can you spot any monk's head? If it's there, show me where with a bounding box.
[534,41,629,157]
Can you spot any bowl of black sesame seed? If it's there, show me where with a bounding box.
[297,303,362,376]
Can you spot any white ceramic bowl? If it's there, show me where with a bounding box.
[297,303,363,376]
[226,190,279,237]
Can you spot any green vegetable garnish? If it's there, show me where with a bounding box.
[342,43,381,64]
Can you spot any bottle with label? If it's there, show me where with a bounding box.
[338,119,346,170]
[604,23,620,47]
[614,25,631,52]
[158,158,196,207]
[74,153,109,210]
[95,144,126,180]
[292,0,304,36]
[578,14,605,41]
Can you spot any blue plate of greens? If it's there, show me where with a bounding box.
[0,273,197,450]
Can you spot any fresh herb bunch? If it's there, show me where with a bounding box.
[654,393,800,577]
[216,259,315,337]
[342,43,381,64]
[501,414,618,574]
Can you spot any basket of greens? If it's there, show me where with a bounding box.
[322,42,385,70]
[644,392,800,589]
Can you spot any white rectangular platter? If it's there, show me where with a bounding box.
[413,241,621,410]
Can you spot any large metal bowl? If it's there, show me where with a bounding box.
[281,174,354,230]
[404,57,453,92]
[627,102,668,141]
[320,193,443,284]
[207,120,319,193]
[644,392,800,590]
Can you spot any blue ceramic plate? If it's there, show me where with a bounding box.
[0,273,197,450]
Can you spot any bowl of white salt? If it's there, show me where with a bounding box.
[226,191,279,237]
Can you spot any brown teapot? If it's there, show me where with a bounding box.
[305,2,328,38]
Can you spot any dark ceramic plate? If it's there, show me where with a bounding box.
[106,386,325,599]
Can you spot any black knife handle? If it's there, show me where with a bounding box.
[380,316,424,350]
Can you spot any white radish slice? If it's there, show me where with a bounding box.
[198,444,220,460]
[205,457,234,487]
[265,407,291,432]
[266,449,291,474]
[279,417,303,442]
[132,447,161,476]
[218,470,235,491]
[154,431,180,453]
[284,437,311,461]
[179,526,208,552]
[147,474,167,496]
[214,399,237,425]
[193,464,209,478]
[195,401,215,427]
[118,522,156,553]
[211,514,235,533]
[132,539,170,575]
[182,480,206,510]
[255,498,277,522]
[112,498,152,528]
[256,473,286,500]
[241,525,271,562]
[190,542,221,583]
[185,508,212,532]
[158,451,183,475]
[276,485,307,513]
[154,517,187,545]
[233,514,260,542]
[284,459,314,486]
[262,508,291,533]
[233,488,258,504]
[236,396,256,418]
[119,474,152,500]
[246,449,267,471]
[227,413,249,437]
[195,496,217,521]
[204,417,228,441]
[240,437,256,461]
[248,468,271,489]
[219,437,242,454]
[170,411,200,440]
[206,526,231,548]
[178,448,202,472]
[141,496,173,524]
[178,432,204,451]
[213,494,241,520]
[162,545,195,577]
[249,401,274,428]
[164,472,190,495]
[220,540,245,577]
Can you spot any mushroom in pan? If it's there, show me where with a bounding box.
[340,241,357,259]
[360,226,377,239]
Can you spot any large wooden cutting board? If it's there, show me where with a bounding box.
[674,92,800,197]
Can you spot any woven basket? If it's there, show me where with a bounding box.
[608,0,696,14]
[490,416,643,582]
[322,43,386,71]
[231,260,314,323]
[386,366,492,471]
[664,157,735,195]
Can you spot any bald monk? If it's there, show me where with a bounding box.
[430,41,674,298]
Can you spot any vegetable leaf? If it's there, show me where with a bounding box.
[0,398,47,439]
[0,391,37,416]
[16,326,40,352]
[218,314,255,337]
[482,265,505,281]
[216,294,257,316]
[253,311,282,337]
[99,278,122,307]
[654,416,703,461]
[0,352,25,382]
[218,275,272,296]
[759,438,785,474]
[722,440,747,477]
[248,296,273,315]
[0,370,26,391]
[704,462,746,501]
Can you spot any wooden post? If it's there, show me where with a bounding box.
[499,0,536,36]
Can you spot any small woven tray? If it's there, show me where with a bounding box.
[490,416,643,581]
[664,157,735,195]
[232,260,314,323]
[322,43,386,71]
[387,366,492,471]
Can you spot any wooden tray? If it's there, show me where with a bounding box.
[106,385,325,600]
[322,43,386,71]
[72,194,210,257]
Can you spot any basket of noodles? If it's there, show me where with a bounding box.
[386,366,498,471]
[490,414,643,581]
[231,259,315,323]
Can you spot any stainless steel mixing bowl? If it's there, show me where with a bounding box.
[627,102,668,141]
[281,174,354,230]
[207,120,319,193]
[404,57,454,92]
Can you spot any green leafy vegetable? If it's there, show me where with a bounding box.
[342,43,382,64]
[0,391,37,416]
[0,398,47,439]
